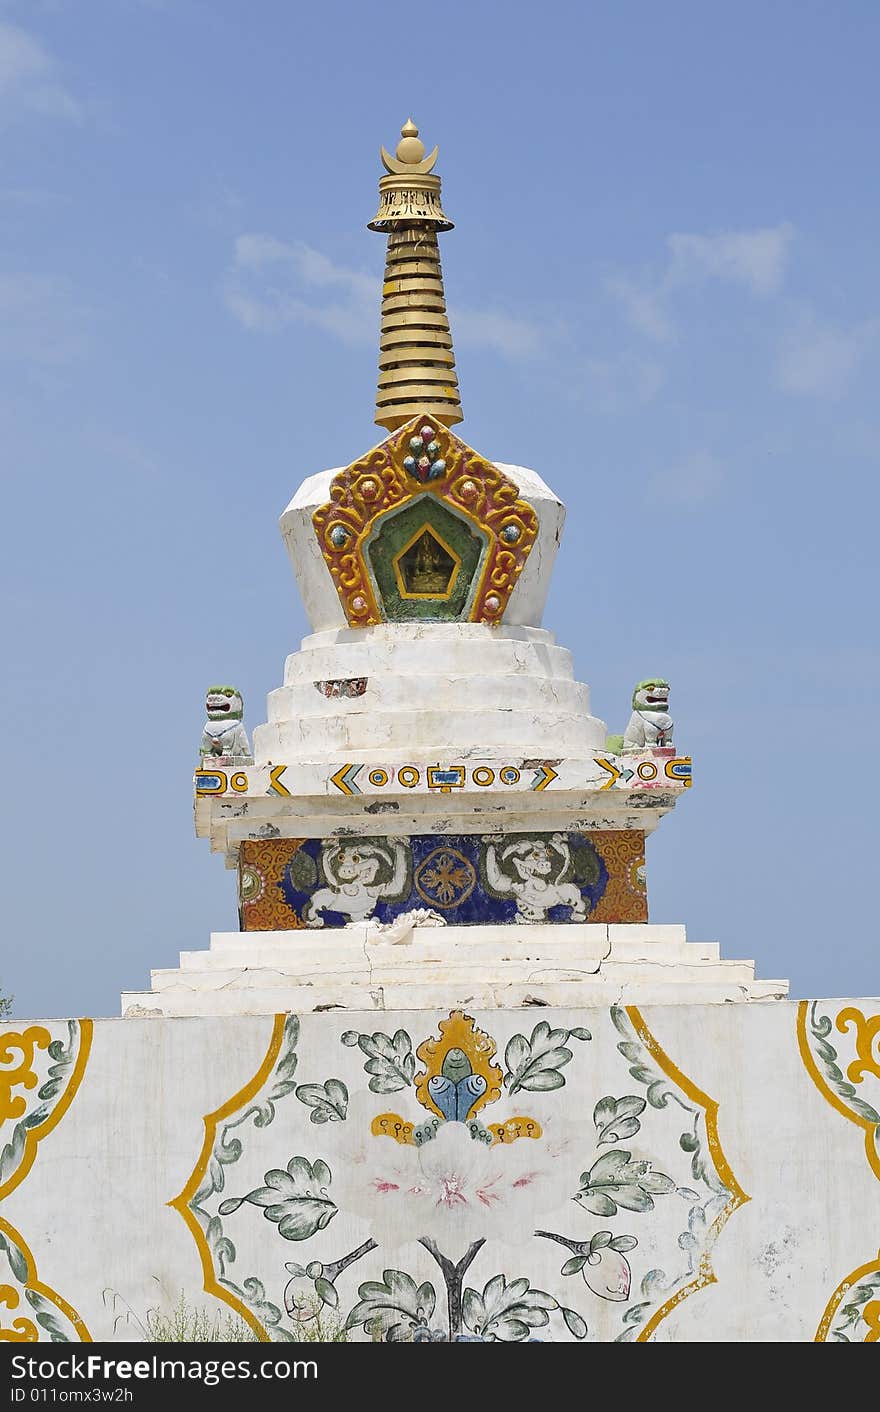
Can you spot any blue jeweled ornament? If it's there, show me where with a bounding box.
[427,1048,487,1123]
[329,525,349,548]
[403,456,417,473]
[501,523,521,543]
[428,458,446,479]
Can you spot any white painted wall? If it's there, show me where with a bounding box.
[3,1000,878,1343]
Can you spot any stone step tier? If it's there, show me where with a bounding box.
[253,624,607,762]
[121,922,788,1017]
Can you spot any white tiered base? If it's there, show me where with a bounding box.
[253,623,607,763]
[121,923,788,1016]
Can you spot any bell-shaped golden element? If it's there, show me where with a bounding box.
[368,117,451,232]
[370,122,462,431]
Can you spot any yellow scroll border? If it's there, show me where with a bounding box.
[168,1014,286,1342]
[0,1018,93,1341]
[797,999,880,1341]
[626,1005,749,1342]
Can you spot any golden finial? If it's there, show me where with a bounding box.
[378,119,440,178]
[371,118,449,229]
[369,121,462,432]
[396,118,425,164]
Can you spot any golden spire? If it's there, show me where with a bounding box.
[369,121,462,432]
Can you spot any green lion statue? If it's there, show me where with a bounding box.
[200,685,253,764]
[606,678,673,755]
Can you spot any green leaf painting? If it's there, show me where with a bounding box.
[0,1228,29,1285]
[593,1094,646,1145]
[503,1021,591,1095]
[341,1028,416,1093]
[295,1079,349,1123]
[461,1274,557,1342]
[346,1269,436,1342]
[218,1157,337,1241]
[561,1306,588,1339]
[575,1149,675,1216]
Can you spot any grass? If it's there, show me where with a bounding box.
[145,1294,256,1342]
[103,1287,351,1342]
[288,1301,350,1342]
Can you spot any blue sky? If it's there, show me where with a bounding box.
[3,0,879,1017]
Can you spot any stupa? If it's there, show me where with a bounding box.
[122,122,786,1017]
[6,124,877,1351]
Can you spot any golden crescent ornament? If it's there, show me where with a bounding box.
[380,144,439,176]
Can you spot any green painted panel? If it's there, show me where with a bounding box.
[366,494,487,622]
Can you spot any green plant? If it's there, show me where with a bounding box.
[290,1299,350,1342]
[146,1294,256,1342]
[103,1287,256,1342]
[103,1286,352,1343]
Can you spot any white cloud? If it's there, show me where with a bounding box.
[604,276,675,344]
[667,225,793,295]
[646,451,724,507]
[776,313,874,397]
[224,234,543,359]
[225,235,378,344]
[234,234,377,302]
[607,224,794,341]
[0,21,81,121]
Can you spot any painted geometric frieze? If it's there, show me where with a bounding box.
[193,751,693,802]
[239,831,647,931]
[171,1007,745,1342]
[0,1020,92,1341]
[798,999,880,1342]
[311,414,538,626]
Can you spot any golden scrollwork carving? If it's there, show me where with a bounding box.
[0,1285,38,1342]
[312,415,537,626]
[0,1021,93,1342]
[798,1001,880,1340]
[0,1027,51,1124]
[837,1007,880,1085]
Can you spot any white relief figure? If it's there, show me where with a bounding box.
[484,834,588,923]
[303,840,409,927]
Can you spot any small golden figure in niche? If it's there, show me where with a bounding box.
[398,528,457,597]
